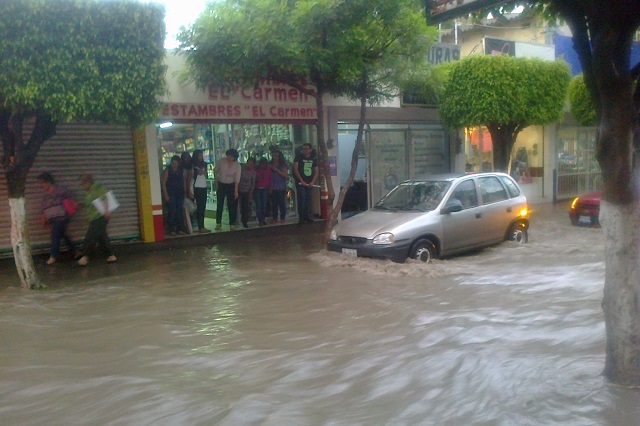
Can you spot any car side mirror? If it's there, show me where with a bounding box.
[442,199,463,214]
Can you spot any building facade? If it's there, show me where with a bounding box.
[0,50,450,255]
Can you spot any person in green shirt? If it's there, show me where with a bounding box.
[77,174,117,266]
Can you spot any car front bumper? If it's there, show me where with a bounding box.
[327,238,412,262]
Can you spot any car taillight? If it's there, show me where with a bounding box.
[570,197,579,210]
[519,207,528,217]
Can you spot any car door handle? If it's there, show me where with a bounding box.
[506,207,512,212]
[475,213,482,219]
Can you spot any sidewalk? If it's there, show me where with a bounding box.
[126,218,325,255]
[0,220,326,288]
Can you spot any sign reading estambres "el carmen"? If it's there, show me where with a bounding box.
[161,80,318,122]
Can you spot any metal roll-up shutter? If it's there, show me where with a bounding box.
[0,122,140,255]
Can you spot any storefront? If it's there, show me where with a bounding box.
[141,52,319,241]
[459,124,550,201]
[328,105,449,216]
[155,122,316,226]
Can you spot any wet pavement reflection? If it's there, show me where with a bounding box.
[2,202,640,425]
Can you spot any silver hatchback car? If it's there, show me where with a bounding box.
[327,172,529,262]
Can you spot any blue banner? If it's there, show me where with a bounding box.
[554,34,640,76]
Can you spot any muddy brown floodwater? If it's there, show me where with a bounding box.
[2,202,640,425]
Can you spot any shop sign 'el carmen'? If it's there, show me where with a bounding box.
[161,79,318,122]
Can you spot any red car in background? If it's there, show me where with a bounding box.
[569,191,602,226]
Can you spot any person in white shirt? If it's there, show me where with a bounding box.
[192,149,210,233]
[214,148,241,231]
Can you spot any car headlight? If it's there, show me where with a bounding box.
[373,232,395,245]
[329,229,337,241]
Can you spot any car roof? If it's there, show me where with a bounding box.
[405,172,511,184]
[407,173,466,182]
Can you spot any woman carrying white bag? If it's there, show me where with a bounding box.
[77,173,118,266]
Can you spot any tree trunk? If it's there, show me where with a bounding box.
[587,16,639,384]
[315,90,337,245]
[485,123,519,172]
[325,91,367,241]
[1,113,55,289]
[597,77,638,384]
[600,200,640,384]
[9,197,43,289]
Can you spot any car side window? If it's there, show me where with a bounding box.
[449,179,478,209]
[478,176,508,205]
[500,176,521,198]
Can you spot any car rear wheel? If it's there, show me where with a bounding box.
[410,239,437,263]
[509,222,528,244]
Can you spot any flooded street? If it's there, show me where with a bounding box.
[2,202,640,425]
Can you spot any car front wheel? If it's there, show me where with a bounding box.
[509,222,528,244]
[410,239,437,263]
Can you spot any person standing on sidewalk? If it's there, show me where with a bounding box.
[214,148,241,231]
[191,150,210,233]
[181,151,195,232]
[181,151,194,201]
[161,155,186,236]
[37,172,80,265]
[254,157,273,226]
[77,174,116,266]
[270,150,289,224]
[293,143,318,224]
[238,157,256,228]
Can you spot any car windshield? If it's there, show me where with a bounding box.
[374,181,451,212]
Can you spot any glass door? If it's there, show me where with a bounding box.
[368,130,407,205]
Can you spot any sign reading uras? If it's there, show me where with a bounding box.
[428,43,461,64]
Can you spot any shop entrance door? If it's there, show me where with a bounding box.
[369,130,408,205]
[555,126,600,200]
[338,123,448,212]
[337,129,368,217]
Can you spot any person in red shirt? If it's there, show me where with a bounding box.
[254,157,273,226]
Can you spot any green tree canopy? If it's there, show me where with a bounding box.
[179,0,434,99]
[568,74,597,126]
[438,54,570,170]
[0,0,166,127]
